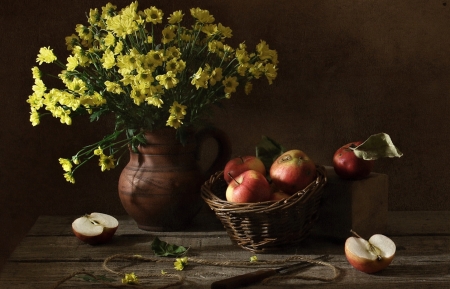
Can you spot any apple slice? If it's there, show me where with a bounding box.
[72,212,118,245]
[345,230,396,273]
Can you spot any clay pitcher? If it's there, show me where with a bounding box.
[118,127,231,231]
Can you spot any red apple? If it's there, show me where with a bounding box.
[333,142,374,180]
[269,190,291,201]
[223,156,266,184]
[225,170,271,203]
[72,212,118,245]
[345,230,396,274]
[269,150,317,195]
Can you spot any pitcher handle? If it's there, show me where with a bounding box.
[195,127,232,181]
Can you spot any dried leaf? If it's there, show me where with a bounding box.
[352,133,403,160]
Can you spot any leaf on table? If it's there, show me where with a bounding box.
[256,136,286,172]
[352,133,403,160]
[151,237,189,257]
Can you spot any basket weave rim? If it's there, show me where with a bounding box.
[201,165,327,214]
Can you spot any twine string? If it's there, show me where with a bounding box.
[51,253,340,288]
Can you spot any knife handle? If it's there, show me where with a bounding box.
[211,268,277,289]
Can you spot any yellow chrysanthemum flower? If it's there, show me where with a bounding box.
[155,71,179,89]
[165,46,181,59]
[217,23,233,38]
[88,8,101,26]
[122,272,138,285]
[144,6,163,24]
[66,55,78,71]
[146,95,164,108]
[222,76,239,94]
[31,67,42,80]
[169,101,187,119]
[161,26,176,44]
[64,172,75,184]
[29,108,40,126]
[99,154,116,172]
[190,8,215,24]
[201,24,216,37]
[66,78,88,94]
[104,33,116,47]
[75,24,93,41]
[209,67,223,86]
[59,158,73,172]
[114,41,124,55]
[165,58,185,74]
[65,34,80,51]
[27,93,43,110]
[174,257,188,271]
[166,115,183,129]
[32,79,46,97]
[93,146,103,156]
[264,63,278,85]
[36,47,57,65]
[104,81,124,94]
[101,49,116,69]
[256,40,278,64]
[168,10,184,24]
[101,2,117,20]
[191,67,209,89]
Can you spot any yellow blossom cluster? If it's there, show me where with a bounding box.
[27,1,278,183]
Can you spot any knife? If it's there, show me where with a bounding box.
[210,255,330,289]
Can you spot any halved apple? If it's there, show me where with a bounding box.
[345,230,396,273]
[72,212,118,245]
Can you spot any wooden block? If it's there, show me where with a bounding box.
[311,166,388,241]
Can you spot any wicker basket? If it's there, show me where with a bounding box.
[201,165,327,253]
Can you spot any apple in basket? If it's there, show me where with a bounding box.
[72,212,118,245]
[226,170,271,203]
[333,141,374,180]
[269,149,317,195]
[345,230,396,273]
[223,156,266,184]
[269,190,292,201]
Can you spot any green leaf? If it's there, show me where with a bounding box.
[255,136,286,172]
[352,133,403,160]
[151,237,189,257]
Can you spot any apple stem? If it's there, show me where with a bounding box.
[228,172,240,185]
[350,229,363,239]
[351,229,382,261]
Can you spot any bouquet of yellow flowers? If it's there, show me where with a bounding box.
[27,1,278,183]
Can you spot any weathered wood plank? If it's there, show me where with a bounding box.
[2,212,450,288]
[7,233,450,261]
[0,256,449,289]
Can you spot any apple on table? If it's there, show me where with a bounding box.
[345,230,396,273]
[72,212,119,245]
[226,170,271,203]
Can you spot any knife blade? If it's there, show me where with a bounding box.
[210,254,330,289]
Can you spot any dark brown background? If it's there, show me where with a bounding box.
[1,0,449,269]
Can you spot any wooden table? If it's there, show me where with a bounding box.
[0,210,449,288]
